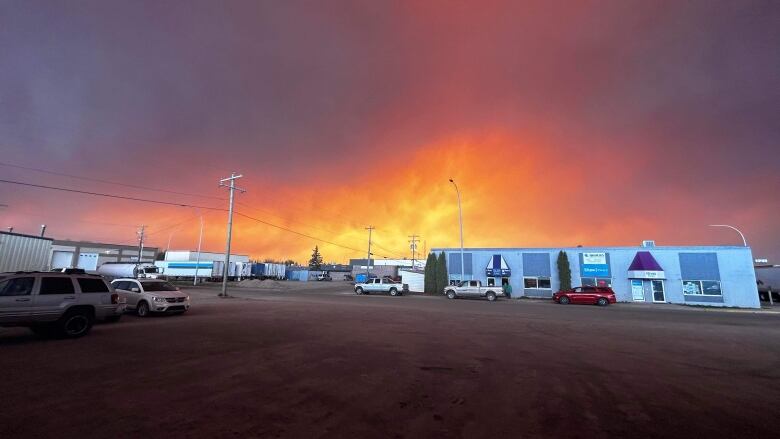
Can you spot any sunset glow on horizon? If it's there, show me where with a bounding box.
[1,1,777,263]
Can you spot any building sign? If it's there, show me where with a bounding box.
[581,252,610,277]
[485,254,511,277]
[627,270,666,279]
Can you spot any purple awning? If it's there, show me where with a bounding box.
[628,251,663,271]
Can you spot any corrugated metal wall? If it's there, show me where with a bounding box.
[0,233,53,272]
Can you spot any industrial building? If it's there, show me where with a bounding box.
[0,231,53,272]
[433,242,759,308]
[51,239,158,270]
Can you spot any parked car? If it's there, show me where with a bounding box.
[443,280,503,301]
[111,279,190,317]
[0,271,125,338]
[354,278,405,296]
[316,273,332,281]
[553,286,616,306]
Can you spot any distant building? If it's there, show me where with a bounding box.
[433,242,759,308]
[51,239,159,270]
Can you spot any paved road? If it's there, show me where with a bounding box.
[2,283,779,438]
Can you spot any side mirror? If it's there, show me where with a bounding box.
[131,288,140,293]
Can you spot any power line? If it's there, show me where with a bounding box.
[0,161,225,201]
[234,211,365,254]
[0,178,226,211]
[0,177,395,258]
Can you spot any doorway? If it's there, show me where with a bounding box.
[651,280,665,303]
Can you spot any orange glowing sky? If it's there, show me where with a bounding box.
[1,1,778,263]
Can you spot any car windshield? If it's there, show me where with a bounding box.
[141,281,178,291]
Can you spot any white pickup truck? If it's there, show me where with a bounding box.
[354,278,406,296]
[444,280,503,301]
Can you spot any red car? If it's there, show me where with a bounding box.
[553,286,616,306]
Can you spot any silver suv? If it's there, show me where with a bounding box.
[111,279,190,317]
[0,271,125,338]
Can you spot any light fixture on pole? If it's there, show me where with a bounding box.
[449,178,464,283]
[708,224,747,247]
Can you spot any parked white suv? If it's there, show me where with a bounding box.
[0,271,125,338]
[111,279,190,317]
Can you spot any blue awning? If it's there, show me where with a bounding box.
[485,254,511,277]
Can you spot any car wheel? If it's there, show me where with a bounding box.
[559,296,571,305]
[104,315,122,323]
[446,290,456,300]
[137,301,150,317]
[355,287,363,295]
[597,297,609,306]
[389,288,398,296]
[486,291,497,302]
[58,309,94,338]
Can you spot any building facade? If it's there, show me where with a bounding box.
[51,239,159,270]
[432,244,759,308]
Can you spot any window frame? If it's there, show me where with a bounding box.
[682,280,722,297]
[581,277,613,287]
[77,277,110,294]
[523,276,551,289]
[39,276,76,295]
[0,276,35,297]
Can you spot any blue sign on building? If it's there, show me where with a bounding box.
[485,254,511,277]
[580,252,610,277]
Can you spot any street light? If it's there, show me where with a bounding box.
[709,224,747,246]
[449,178,464,283]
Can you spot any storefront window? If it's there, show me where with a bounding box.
[581,277,612,287]
[524,277,551,289]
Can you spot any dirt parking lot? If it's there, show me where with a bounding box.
[2,281,780,438]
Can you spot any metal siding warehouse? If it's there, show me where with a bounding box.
[0,232,53,272]
[432,244,760,308]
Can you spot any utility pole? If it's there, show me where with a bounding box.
[136,225,146,262]
[194,215,204,286]
[219,173,245,297]
[365,226,374,280]
[408,234,420,269]
[449,178,465,282]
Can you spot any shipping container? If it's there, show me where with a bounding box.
[0,232,53,272]
[252,263,286,280]
[155,260,215,279]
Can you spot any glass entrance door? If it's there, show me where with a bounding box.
[651,280,665,303]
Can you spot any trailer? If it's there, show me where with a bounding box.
[97,262,162,280]
[155,260,214,280]
[252,263,286,280]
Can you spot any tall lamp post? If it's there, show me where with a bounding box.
[449,178,464,283]
[709,224,747,246]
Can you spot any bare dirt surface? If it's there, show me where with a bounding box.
[2,282,779,438]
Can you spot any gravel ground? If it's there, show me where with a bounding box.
[2,282,779,438]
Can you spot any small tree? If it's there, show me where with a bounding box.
[557,250,571,291]
[424,252,437,294]
[308,246,323,269]
[436,252,449,293]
